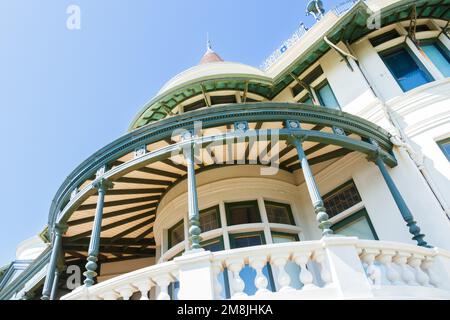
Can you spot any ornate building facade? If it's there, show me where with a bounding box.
[1,0,450,300]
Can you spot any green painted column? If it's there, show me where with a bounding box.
[83,178,114,286]
[372,152,430,247]
[286,120,333,236]
[41,224,66,300]
[182,132,202,250]
[50,270,60,300]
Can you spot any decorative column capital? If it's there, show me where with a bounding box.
[92,178,114,193]
[53,223,68,236]
[234,121,249,132]
[366,138,382,163]
[285,119,301,130]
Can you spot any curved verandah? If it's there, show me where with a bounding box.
[40,102,429,299]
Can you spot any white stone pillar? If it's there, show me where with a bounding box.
[322,236,374,299]
[174,250,215,300]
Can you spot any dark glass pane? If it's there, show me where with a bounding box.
[381,47,432,91]
[199,207,220,232]
[233,235,263,248]
[292,83,304,97]
[421,43,450,77]
[226,202,261,226]
[210,95,237,105]
[323,181,362,218]
[415,24,431,32]
[169,222,184,248]
[265,202,295,225]
[369,29,400,47]
[300,95,314,105]
[316,81,340,109]
[332,209,377,240]
[202,238,224,252]
[438,139,450,161]
[184,99,206,112]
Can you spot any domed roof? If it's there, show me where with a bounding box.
[130,41,274,131]
[157,40,271,96]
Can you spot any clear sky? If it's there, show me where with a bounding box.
[0,0,342,265]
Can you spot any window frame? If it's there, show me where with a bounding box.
[270,231,300,243]
[331,208,379,240]
[225,200,262,226]
[379,44,434,92]
[437,137,450,161]
[229,231,266,249]
[199,205,222,232]
[200,236,225,252]
[167,219,185,250]
[264,201,296,226]
[323,180,363,219]
[315,79,341,110]
[419,39,450,77]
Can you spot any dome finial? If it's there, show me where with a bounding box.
[206,32,212,52]
[199,33,224,65]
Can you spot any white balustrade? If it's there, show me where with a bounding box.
[60,261,178,300]
[211,261,224,299]
[293,251,316,289]
[60,238,450,300]
[248,255,270,295]
[356,240,448,292]
[271,253,294,292]
[311,249,332,286]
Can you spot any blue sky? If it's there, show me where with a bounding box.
[0,0,342,265]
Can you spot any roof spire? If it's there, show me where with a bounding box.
[199,33,224,65]
[206,32,212,52]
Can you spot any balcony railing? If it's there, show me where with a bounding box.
[61,237,450,300]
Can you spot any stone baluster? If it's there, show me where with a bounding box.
[116,284,136,300]
[312,250,332,286]
[393,252,417,285]
[421,256,439,288]
[293,251,316,289]
[226,258,247,298]
[211,262,224,300]
[249,255,270,295]
[132,279,154,300]
[377,250,401,285]
[408,254,430,287]
[271,253,293,292]
[154,275,173,300]
[361,249,381,285]
[99,290,119,300]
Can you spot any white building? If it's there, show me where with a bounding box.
[1,0,450,300]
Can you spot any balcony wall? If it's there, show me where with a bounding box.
[61,237,450,300]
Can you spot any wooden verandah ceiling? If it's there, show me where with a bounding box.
[62,121,357,264]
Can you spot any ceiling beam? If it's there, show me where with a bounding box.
[287,148,353,171]
[107,188,165,196]
[68,203,156,226]
[67,212,155,241]
[64,246,155,257]
[116,177,172,186]
[63,238,155,247]
[280,143,328,168]
[77,195,160,211]
[161,159,187,172]
[114,161,181,179]
[110,218,154,242]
